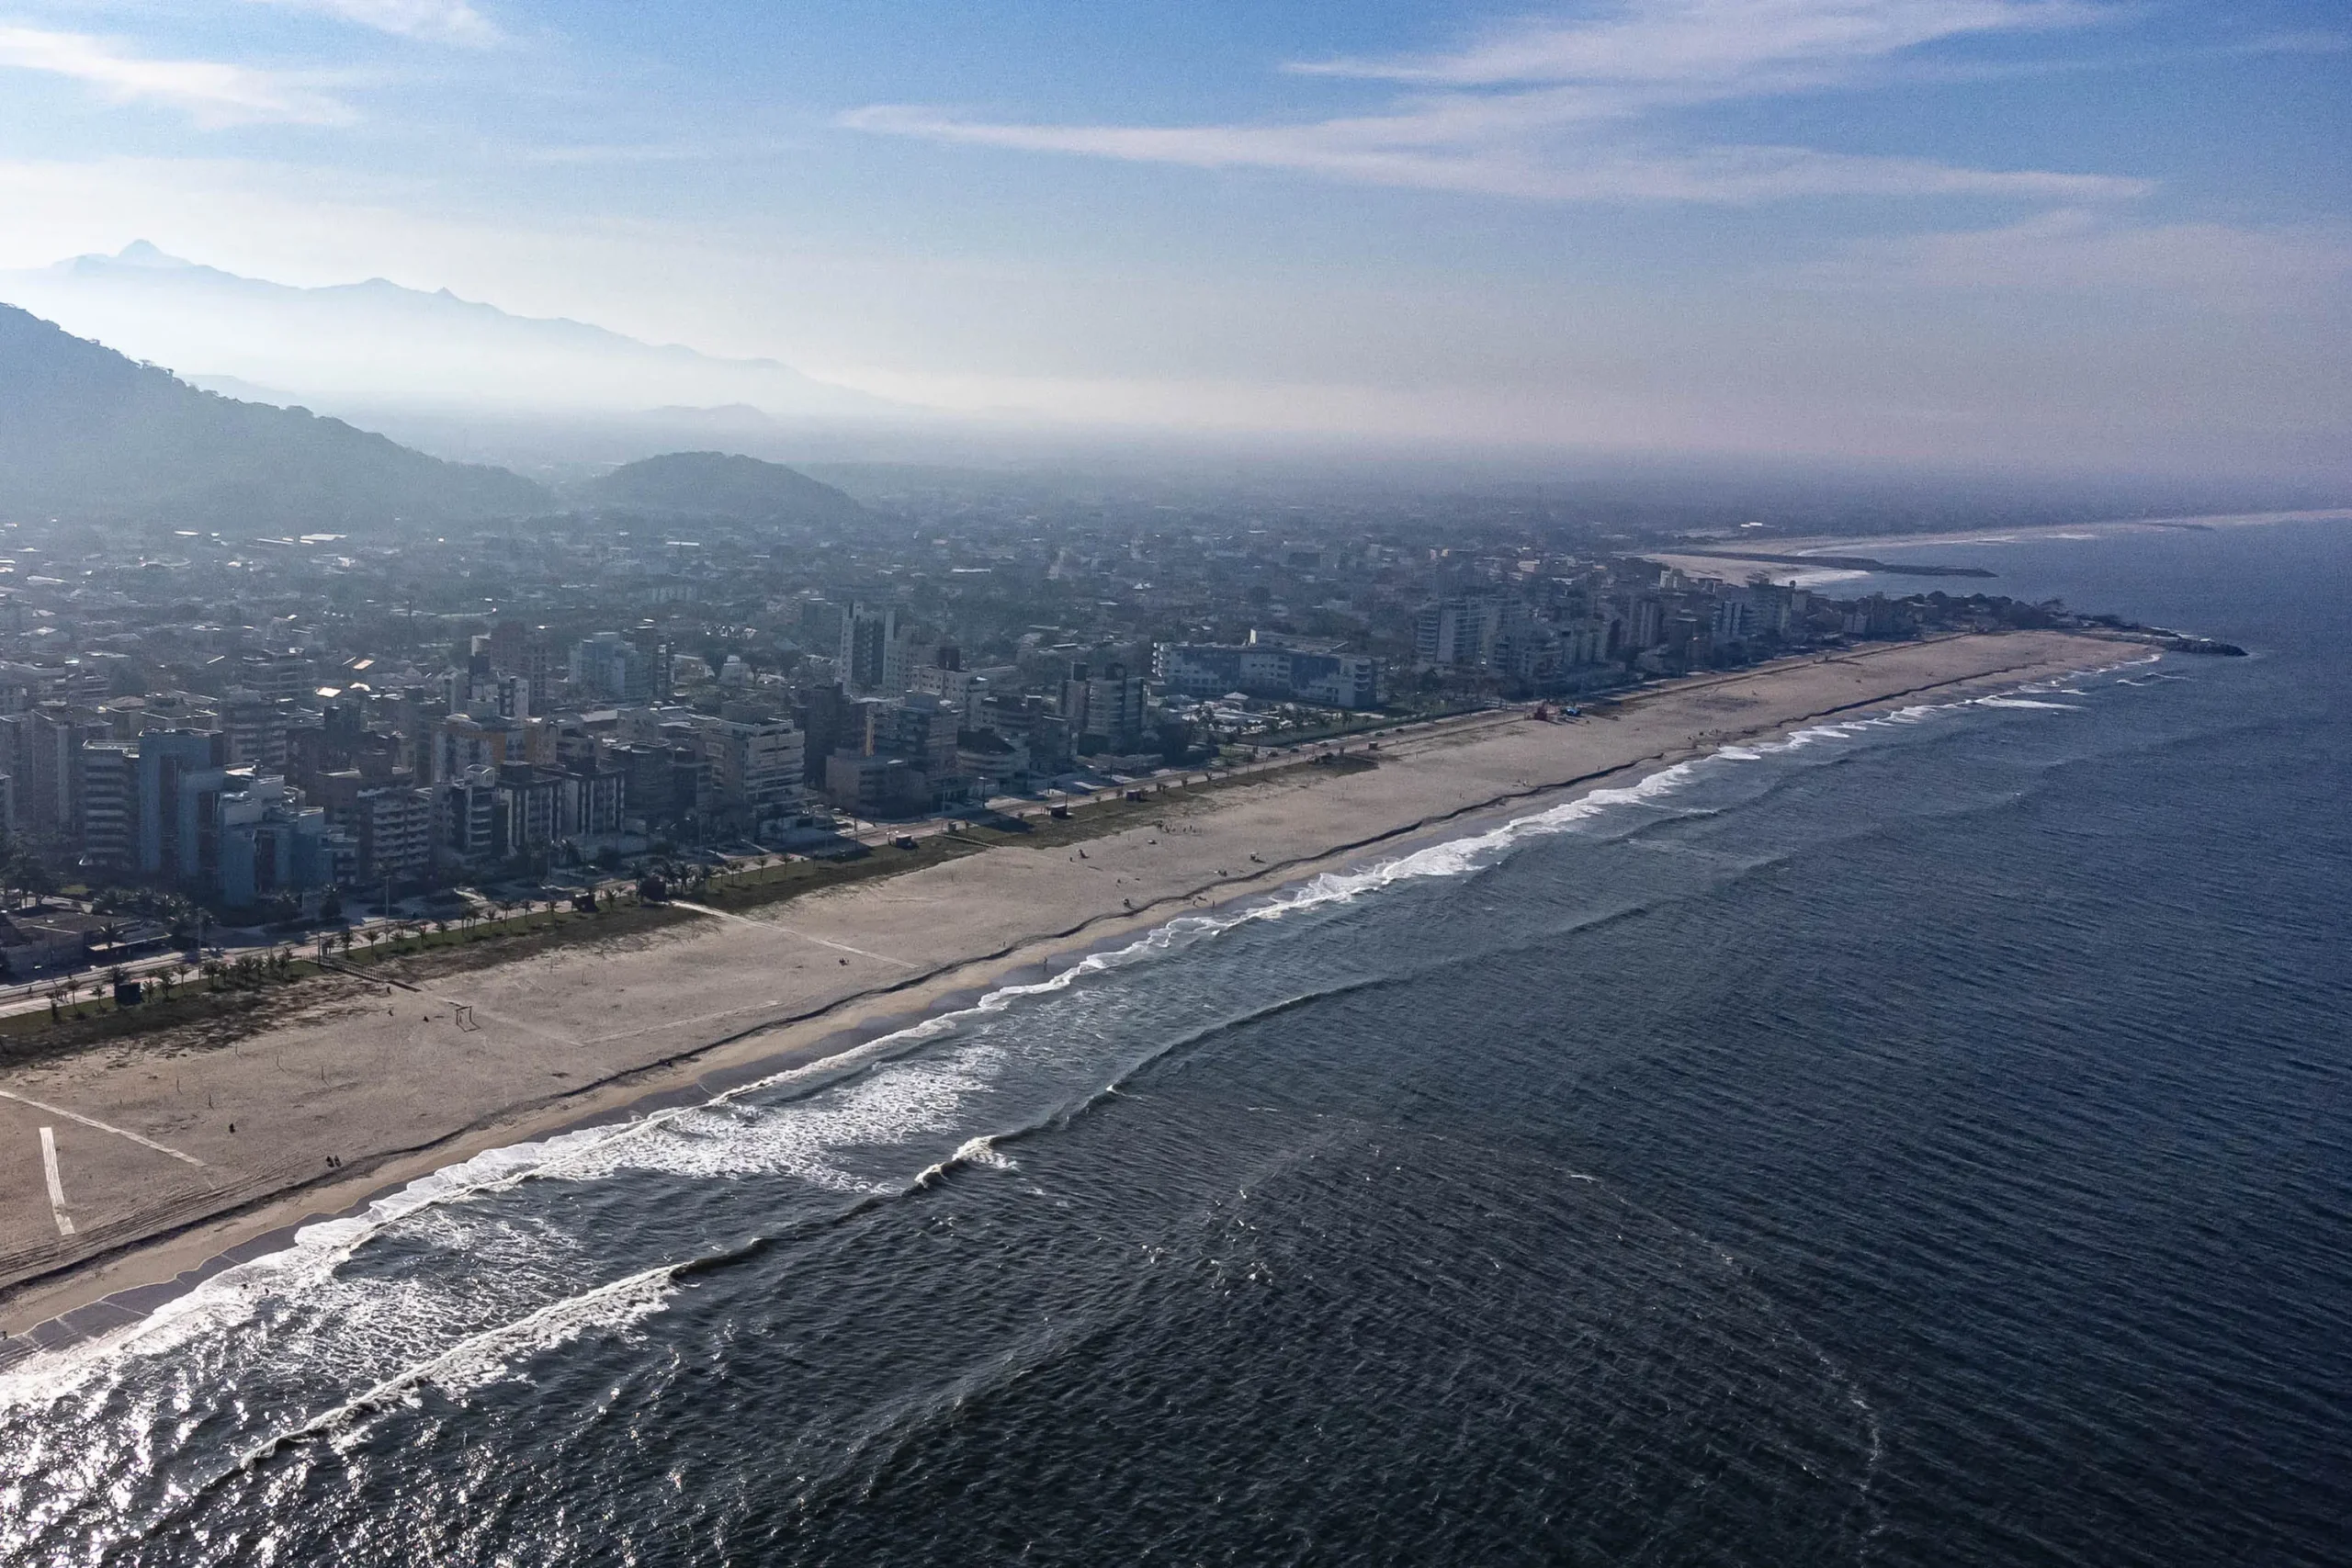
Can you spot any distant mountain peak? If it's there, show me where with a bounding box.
[113,240,193,268]
[6,244,908,423]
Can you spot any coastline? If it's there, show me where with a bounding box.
[0,629,2124,1359]
[1645,505,2352,587]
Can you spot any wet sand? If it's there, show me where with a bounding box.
[0,630,2120,1349]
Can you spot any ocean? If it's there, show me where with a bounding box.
[1,519,2346,1565]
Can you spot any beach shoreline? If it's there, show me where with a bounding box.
[1642,506,2352,589]
[0,629,2126,1359]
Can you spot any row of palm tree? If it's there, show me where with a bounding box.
[199,949,300,991]
[29,885,632,1024]
[43,958,196,1019]
[639,859,721,897]
[304,898,583,966]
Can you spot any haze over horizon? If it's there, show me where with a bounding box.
[0,1,2346,480]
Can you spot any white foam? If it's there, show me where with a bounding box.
[243,1262,679,1465]
[3,769,1721,1403]
[0,654,2144,1406]
[548,1041,1015,1189]
[1975,697,2082,711]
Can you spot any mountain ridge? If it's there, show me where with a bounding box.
[5,243,906,423]
[0,304,550,525]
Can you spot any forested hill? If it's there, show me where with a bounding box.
[0,304,548,525]
[582,451,869,525]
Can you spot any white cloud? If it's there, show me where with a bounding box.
[1824,209,2352,304]
[1294,0,2099,89]
[843,103,2143,206]
[0,155,2338,477]
[0,25,352,125]
[846,1,2135,205]
[247,0,501,48]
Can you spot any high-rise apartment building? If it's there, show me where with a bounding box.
[1060,662,1147,752]
[838,604,909,696]
[570,633,655,704]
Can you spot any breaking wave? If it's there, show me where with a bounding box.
[0,655,2127,1551]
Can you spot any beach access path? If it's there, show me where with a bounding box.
[0,630,2118,1347]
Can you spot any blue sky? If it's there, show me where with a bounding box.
[0,1,2346,474]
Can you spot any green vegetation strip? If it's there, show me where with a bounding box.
[0,750,1374,1057]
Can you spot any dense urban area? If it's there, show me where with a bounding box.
[0,464,2109,984]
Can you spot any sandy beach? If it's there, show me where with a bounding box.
[0,629,2120,1350]
[1643,507,2352,588]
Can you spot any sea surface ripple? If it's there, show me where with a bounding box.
[0,521,2345,1566]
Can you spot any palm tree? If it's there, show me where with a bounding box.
[62,976,82,1017]
[335,930,354,959]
